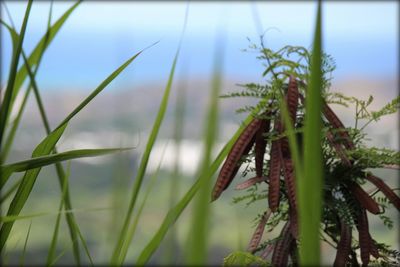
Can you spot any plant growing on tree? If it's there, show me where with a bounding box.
[215,43,400,266]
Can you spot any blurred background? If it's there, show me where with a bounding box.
[1,1,398,265]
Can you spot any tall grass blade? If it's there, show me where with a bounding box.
[136,112,258,265]
[299,1,323,265]
[164,68,187,265]
[0,0,32,152]
[115,143,169,265]
[185,35,224,265]
[110,7,188,263]
[111,47,179,264]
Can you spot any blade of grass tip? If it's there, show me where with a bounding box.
[115,142,169,265]
[299,1,323,265]
[0,43,150,254]
[185,32,225,266]
[136,110,261,265]
[0,0,32,152]
[20,220,32,266]
[163,64,187,265]
[110,6,188,262]
[47,160,71,267]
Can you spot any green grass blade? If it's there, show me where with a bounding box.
[115,143,169,265]
[163,67,187,265]
[185,36,224,265]
[111,27,185,265]
[20,220,32,266]
[136,112,256,265]
[0,1,71,162]
[0,0,32,151]
[47,161,70,267]
[1,147,131,179]
[0,123,67,252]
[299,1,323,265]
[56,46,150,129]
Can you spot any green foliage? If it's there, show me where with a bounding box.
[223,251,269,267]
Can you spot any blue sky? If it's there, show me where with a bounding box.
[1,1,398,91]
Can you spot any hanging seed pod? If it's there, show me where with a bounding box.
[350,182,380,214]
[334,220,352,267]
[286,75,299,125]
[365,174,400,211]
[357,209,371,266]
[247,210,272,253]
[212,118,262,201]
[235,176,265,190]
[281,157,298,238]
[255,118,271,178]
[268,139,282,212]
[271,221,292,267]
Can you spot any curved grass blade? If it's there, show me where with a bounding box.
[1,147,132,184]
[299,1,323,265]
[111,46,179,264]
[111,6,187,261]
[0,0,32,151]
[185,34,224,265]
[0,44,147,253]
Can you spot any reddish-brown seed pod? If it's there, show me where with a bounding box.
[268,140,282,212]
[247,210,272,253]
[366,174,400,212]
[357,209,371,266]
[271,221,292,266]
[255,118,271,178]
[286,75,299,125]
[322,101,355,150]
[334,221,352,267]
[281,157,298,238]
[235,176,265,190]
[350,182,380,214]
[212,118,262,201]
